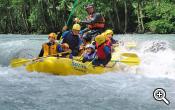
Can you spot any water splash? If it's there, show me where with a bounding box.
[0,35,175,110]
[123,39,175,79]
[0,35,175,80]
[0,37,43,66]
[138,43,175,79]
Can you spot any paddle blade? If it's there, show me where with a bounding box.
[10,58,31,68]
[120,57,140,66]
[121,53,138,58]
[111,52,139,61]
[125,42,137,48]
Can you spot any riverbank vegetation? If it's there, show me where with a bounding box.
[0,0,175,34]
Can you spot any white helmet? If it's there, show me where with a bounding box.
[85,44,95,50]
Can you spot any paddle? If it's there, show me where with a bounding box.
[66,0,79,26]
[111,57,140,66]
[111,52,138,61]
[87,57,97,67]
[57,0,79,42]
[10,58,33,68]
[125,42,137,48]
[120,52,138,58]
[10,51,72,68]
[73,52,140,66]
[87,52,140,67]
[111,52,140,66]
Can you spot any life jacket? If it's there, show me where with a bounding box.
[96,43,107,60]
[43,42,58,57]
[87,14,105,30]
[106,38,112,47]
[83,51,96,60]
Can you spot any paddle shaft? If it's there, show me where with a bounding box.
[66,0,79,26]
[11,51,72,65]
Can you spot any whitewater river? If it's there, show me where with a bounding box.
[0,34,174,110]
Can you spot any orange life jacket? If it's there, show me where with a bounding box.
[42,43,58,57]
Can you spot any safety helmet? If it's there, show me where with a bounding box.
[83,34,92,42]
[72,24,81,31]
[48,33,57,39]
[101,32,107,37]
[95,34,106,45]
[62,43,69,49]
[85,44,95,50]
[84,3,94,9]
[105,29,113,35]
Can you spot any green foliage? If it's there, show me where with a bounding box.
[143,1,175,33]
[146,20,174,34]
[0,0,175,34]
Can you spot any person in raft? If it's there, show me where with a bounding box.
[57,43,73,59]
[92,34,111,66]
[38,33,59,57]
[74,3,105,41]
[82,44,96,63]
[102,29,118,52]
[61,24,82,56]
[104,29,118,46]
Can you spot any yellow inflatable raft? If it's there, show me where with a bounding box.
[26,57,118,76]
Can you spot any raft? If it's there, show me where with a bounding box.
[26,57,118,76]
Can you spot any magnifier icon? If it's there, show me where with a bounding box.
[153,88,170,105]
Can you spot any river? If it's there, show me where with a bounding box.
[0,34,174,110]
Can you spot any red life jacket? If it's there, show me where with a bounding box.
[106,39,112,48]
[96,43,106,60]
[87,14,105,30]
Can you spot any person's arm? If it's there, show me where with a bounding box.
[103,46,111,56]
[81,13,103,24]
[111,38,117,44]
[75,36,83,51]
[61,31,69,43]
[57,32,62,40]
[78,37,83,48]
[82,53,89,63]
[82,57,87,63]
[80,28,90,35]
[57,26,68,40]
[38,47,44,57]
[62,34,67,44]
[57,44,63,53]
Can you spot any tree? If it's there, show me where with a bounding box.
[0,0,174,34]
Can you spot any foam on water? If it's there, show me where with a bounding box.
[138,44,175,79]
[119,35,175,80]
[0,34,175,110]
[0,66,174,110]
[0,34,175,79]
